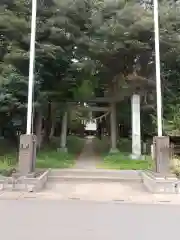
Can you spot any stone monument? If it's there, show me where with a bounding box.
[18,134,37,176]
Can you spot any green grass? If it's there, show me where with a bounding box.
[0,135,85,174]
[0,149,75,173]
[98,152,153,170]
[0,153,17,176]
[36,149,75,169]
[93,137,153,170]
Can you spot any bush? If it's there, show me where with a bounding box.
[44,135,85,155]
[67,135,85,155]
[170,157,180,177]
[0,153,17,176]
[117,138,131,153]
[92,137,132,155]
[92,136,110,155]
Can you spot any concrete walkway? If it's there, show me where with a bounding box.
[2,183,180,204]
[74,137,101,169]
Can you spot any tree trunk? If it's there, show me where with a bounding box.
[49,103,56,140]
[60,111,68,151]
[35,109,43,149]
[43,102,52,143]
[97,121,102,139]
[49,121,55,140]
[110,102,118,153]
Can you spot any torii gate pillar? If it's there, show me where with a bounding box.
[109,102,119,153]
[131,94,142,159]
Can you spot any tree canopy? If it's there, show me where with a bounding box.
[0,0,180,141]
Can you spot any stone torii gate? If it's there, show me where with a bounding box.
[60,93,142,159]
[109,94,141,157]
[59,105,110,152]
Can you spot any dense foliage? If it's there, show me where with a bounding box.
[0,0,180,144]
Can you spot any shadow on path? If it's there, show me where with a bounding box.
[74,136,101,169]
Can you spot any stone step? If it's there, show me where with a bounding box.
[48,176,142,183]
[48,169,142,182]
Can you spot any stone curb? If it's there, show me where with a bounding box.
[1,193,180,205]
[0,169,50,192]
[141,170,180,194]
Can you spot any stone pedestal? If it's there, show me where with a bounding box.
[131,94,141,159]
[109,148,119,154]
[141,136,179,194]
[18,134,37,176]
[141,170,178,194]
[153,136,170,175]
[58,147,68,153]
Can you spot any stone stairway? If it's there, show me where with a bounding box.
[47,169,142,183]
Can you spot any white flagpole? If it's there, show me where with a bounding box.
[153,0,163,137]
[26,0,37,135]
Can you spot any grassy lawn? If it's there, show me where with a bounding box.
[36,149,75,168]
[93,137,153,170]
[0,153,17,175]
[0,149,75,175]
[98,152,153,170]
[36,135,85,169]
[0,135,85,175]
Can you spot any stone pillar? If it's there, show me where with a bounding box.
[18,134,37,176]
[153,136,171,175]
[60,111,68,152]
[110,102,118,153]
[141,135,177,194]
[131,94,141,159]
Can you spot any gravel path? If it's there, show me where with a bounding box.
[74,137,101,169]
